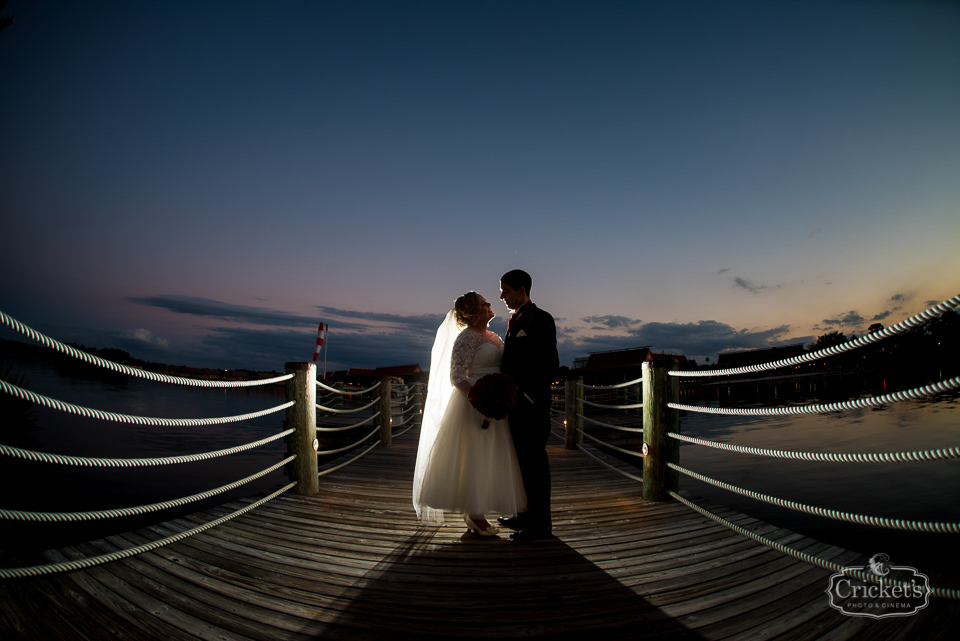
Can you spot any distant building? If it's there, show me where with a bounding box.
[716,343,806,369]
[373,364,423,378]
[569,346,689,384]
[331,364,426,383]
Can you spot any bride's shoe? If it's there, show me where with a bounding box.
[464,514,500,537]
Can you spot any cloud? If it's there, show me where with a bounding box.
[316,306,445,334]
[132,295,321,328]
[822,311,865,326]
[129,328,170,348]
[125,295,457,370]
[199,326,434,371]
[890,293,906,302]
[560,319,805,365]
[581,315,642,329]
[924,300,939,307]
[806,228,822,240]
[871,310,892,321]
[734,277,766,294]
[717,268,730,275]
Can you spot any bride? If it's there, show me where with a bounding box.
[412,291,527,536]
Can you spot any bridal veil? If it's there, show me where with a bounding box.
[412,309,459,524]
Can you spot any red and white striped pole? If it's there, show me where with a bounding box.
[313,323,325,362]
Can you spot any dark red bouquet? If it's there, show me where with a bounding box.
[468,373,519,429]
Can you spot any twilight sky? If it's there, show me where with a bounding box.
[1,1,958,373]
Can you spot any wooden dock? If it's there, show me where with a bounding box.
[1,432,955,640]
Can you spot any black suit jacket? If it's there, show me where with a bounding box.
[501,302,559,406]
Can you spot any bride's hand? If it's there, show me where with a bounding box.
[454,381,472,397]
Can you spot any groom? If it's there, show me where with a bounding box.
[498,269,559,541]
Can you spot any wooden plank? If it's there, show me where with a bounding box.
[0,436,953,641]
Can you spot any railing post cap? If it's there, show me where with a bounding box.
[285,362,316,371]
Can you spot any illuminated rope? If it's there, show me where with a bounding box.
[393,421,420,439]
[577,377,643,390]
[0,379,293,426]
[318,441,380,477]
[670,295,960,377]
[315,425,380,455]
[578,414,643,434]
[669,376,960,416]
[0,309,293,387]
[576,428,643,459]
[581,398,643,410]
[667,432,960,463]
[394,414,417,427]
[0,429,293,467]
[316,397,380,414]
[1,456,294,522]
[316,412,379,432]
[317,380,381,395]
[576,443,643,483]
[668,491,954,600]
[669,463,960,534]
[0,482,297,579]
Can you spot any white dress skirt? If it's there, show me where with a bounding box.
[417,342,528,517]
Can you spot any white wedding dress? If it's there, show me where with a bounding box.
[413,314,527,524]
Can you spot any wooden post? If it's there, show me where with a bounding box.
[378,376,392,447]
[642,359,679,501]
[284,362,319,495]
[564,376,584,449]
[413,382,424,427]
[564,377,577,449]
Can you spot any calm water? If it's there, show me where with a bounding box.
[2,352,958,584]
[0,351,372,560]
[637,371,959,582]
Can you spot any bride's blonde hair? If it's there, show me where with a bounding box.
[453,291,483,329]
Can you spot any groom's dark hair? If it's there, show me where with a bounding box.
[501,269,532,294]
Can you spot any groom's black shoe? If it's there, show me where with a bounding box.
[510,524,552,542]
[497,515,528,531]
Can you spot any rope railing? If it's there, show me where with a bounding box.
[393,414,417,427]
[668,462,960,534]
[576,443,643,483]
[669,375,960,417]
[668,491,954,600]
[1,456,294,523]
[578,414,643,434]
[0,481,297,579]
[316,380,382,394]
[581,398,643,410]
[318,441,380,477]
[0,309,294,388]
[577,377,643,390]
[316,412,379,432]
[576,428,643,459]
[0,379,294,427]
[667,432,960,463]
[316,397,380,414]
[397,402,423,414]
[316,425,380,456]
[670,294,960,378]
[0,428,294,467]
[393,421,420,439]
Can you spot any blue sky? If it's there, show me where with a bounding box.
[1,1,958,372]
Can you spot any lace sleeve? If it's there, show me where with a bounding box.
[450,330,478,386]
